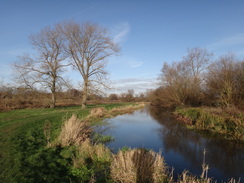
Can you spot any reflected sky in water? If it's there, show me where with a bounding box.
[103,107,244,182]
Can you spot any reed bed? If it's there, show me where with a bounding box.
[110,148,166,183]
[59,114,92,146]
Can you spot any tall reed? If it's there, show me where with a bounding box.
[110,148,166,183]
[59,114,92,146]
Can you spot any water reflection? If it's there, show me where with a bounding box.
[104,107,244,182]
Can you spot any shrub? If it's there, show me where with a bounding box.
[89,107,106,118]
[59,114,92,147]
[110,148,166,183]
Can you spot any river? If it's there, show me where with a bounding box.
[102,107,244,182]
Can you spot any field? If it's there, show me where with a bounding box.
[0,103,135,182]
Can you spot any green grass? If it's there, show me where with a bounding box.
[0,103,131,183]
[175,107,244,142]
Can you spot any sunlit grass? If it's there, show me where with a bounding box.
[0,103,137,182]
[175,107,244,141]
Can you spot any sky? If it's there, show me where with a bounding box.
[1,0,244,94]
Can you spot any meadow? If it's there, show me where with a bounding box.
[0,103,136,182]
[1,103,241,182]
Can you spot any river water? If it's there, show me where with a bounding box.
[102,107,244,182]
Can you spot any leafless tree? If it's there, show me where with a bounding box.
[61,21,120,108]
[13,24,69,108]
[183,48,213,78]
[182,47,213,104]
[206,54,244,107]
[108,93,118,101]
[158,48,213,107]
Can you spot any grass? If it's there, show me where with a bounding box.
[59,114,92,147]
[2,102,239,182]
[0,102,139,182]
[174,107,244,142]
[110,148,166,183]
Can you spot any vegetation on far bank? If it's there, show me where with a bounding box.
[149,48,244,143]
[174,106,244,142]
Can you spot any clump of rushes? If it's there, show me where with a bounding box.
[88,107,107,118]
[59,114,92,146]
[110,148,166,183]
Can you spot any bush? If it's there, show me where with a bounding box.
[59,114,92,146]
[110,148,166,183]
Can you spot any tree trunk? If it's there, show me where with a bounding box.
[50,82,56,108]
[81,80,88,109]
[51,91,56,108]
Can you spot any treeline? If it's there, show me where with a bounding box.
[149,48,244,110]
[0,84,147,111]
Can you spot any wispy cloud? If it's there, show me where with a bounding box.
[112,22,130,43]
[108,55,143,69]
[208,33,244,50]
[128,59,143,69]
[109,77,158,94]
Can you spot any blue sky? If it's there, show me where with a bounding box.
[1,0,244,94]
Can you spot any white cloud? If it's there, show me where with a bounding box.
[112,22,130,43]
[208,33,244,51]
[126,59,143,69]
[109,56,143,69]
[108,77,158,94]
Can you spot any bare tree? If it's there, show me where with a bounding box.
[183,48,213,78]
[13,24,69,108]
[206,54,243,107]
[61,21,120,108]
[158,48,213,107]
[182,48,213,104]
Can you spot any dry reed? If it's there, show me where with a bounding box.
[110,148,166,183]
[59,114,92,147]
[88,107,106,118]
[109,103,145,117]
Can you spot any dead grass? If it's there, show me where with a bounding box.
[108,103,145,117]
[110,148,166,183]
[87,107,106,118]
[59,114,92,147]
[85,103,146,121]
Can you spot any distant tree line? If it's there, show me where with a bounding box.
[149,48,244,109]
[0,82,147,111]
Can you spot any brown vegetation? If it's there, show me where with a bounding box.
[150,48,244,110]
[59,114,92,147]
[89,107,106,118]
[110,148,166,183]
[0,83,147,111]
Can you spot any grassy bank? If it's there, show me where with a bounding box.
[0,102,143,182]
[1,103,240,182]
[174,107,244,142]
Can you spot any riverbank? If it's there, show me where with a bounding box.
[1,103,241,182]
[0,102,145,182]
[52,104,226,183]
[174,106,244,143]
